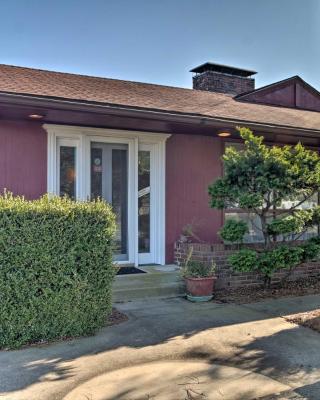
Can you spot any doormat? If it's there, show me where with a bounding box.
[117,266,146,275]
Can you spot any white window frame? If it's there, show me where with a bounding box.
[56,138,80,198]
[44,124,170,266]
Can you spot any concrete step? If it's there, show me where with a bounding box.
[113,265,185,302]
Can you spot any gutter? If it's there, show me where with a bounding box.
[0,91,319,138]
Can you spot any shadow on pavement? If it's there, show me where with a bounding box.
[0,295,319,399]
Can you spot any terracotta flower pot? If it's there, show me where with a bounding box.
[185,276,216,302]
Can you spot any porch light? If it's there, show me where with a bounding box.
[218,131,231,137]
[28,114,44,119]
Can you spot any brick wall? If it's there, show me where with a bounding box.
[193,71,255,96]
[174,241,320,290]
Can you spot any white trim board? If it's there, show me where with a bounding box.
[44,124,171,266]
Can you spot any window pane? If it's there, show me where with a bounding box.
[60,146,76,199]
[280,192,318,210]
[225,212,264,243]
[299,225,318,240]
[90,142,128,260]
[138,151,151,253]
[225,212,319,243]
[277,225,318,242]
[112,149,128,256]
[91,147,103,199]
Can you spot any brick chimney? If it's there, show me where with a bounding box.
[191,62,256,96]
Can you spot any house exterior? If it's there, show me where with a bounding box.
[1,62,320,265]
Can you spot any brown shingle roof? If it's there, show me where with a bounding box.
[0,64,320,131]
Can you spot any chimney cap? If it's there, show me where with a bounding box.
[190,62,257,77]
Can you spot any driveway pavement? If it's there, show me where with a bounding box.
[1,295,320,399]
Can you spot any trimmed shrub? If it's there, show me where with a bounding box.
[300,239,320,262]
[229,245,304,280]
[209,127,320,283]
[257,245,304,278]
[219,219,248,243]
[228,248,258,272]
[0,193,116,349]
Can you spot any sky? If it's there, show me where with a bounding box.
[0,0,319,90]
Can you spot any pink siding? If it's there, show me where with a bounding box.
[296,82,320,111]
[165,134,224,263]
[249,84,296,108]
[0,120,47,199]
[0,121,224,263]
[244,80,320,112]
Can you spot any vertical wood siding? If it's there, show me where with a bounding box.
[165,134,224,263]
[0,120,47,199]
[0,121,225,263]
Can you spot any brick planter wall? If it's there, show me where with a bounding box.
[174,241,320,290]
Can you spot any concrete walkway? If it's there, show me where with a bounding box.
[1,295,320,399]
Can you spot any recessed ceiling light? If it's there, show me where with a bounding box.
[218,131,231,137]
[28,114,44,119]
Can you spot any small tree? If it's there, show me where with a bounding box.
[209,127,320,286]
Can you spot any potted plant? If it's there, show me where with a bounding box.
[181,247,217,302]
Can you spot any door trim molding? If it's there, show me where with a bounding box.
[138,143,156,265]
[44,124,170,265]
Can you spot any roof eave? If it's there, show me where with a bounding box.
[0,91,319,138]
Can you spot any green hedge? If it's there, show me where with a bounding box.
[0,193,116,349]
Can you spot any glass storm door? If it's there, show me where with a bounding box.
[138,146,154,264]
[91,142,128,261]
[46,125,170,266]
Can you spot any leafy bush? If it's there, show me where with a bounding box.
[307,236,320,246]
[219,219,248,243]
[300,239,320,262]
[181,247,216,278]
[228,249,258,272]
[267,215,306,236]
[257,246,304,277]
[229,245,304,279]
[0,193,116,349]
[209,127,320,282]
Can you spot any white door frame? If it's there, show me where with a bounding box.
[44,124,170,266]
[138,142,155,265]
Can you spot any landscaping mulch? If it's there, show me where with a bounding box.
[214,278,320,335]
[107,307,129,326]
[285,310,320,333]
[17,308,128,350]
[214,277,320,305]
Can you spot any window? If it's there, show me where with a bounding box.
[224,142,319,243]
[138,150,151,253]
[90,142,129,260]
[225,212,264,243]
[59,145,76,199]
[280,192,319,210]
[225,212,318,243]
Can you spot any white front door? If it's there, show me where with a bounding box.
[91,142,129,262]
[45,125,170,266]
